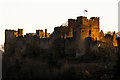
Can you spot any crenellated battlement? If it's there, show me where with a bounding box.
[5,29,17,32]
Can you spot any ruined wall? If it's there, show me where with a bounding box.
[52,27,62,39]
[5,30,18,44]
[36,30,45,38]
[18,29,23,37]
[52,19,76,39]
[99,30,105,42]
[113,32,118,47]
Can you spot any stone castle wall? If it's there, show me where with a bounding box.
[4,16,118,57]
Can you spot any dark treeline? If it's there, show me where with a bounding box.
[2,37,119,80]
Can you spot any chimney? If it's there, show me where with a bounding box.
[45,29,47,37]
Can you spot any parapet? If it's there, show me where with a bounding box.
[77,16,87,18]
[90,17,99,21]
[36,29,44,33]
[68,19,76,21]
[54,27,61,31]
[76,16,99,22]
[5,29,17,32]
[68,19,76,24]
[76,16,88,22]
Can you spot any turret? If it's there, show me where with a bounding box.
[45,29,47,37]
[113,31,118,47]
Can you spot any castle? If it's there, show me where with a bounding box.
[4,16,118,57]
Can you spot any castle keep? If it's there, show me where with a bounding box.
[4,16,118,57]
[52,16,100,40]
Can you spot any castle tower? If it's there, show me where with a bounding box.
[5,30,18,44]
[76,16,88,40]
[75,16,87,57]
[90,17,100,40]
[75,16,100,57]
[76,16,100,40]
[68,19,76,38]
[18,29,23,37]
[4,29,18,52]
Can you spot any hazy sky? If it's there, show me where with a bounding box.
[0,0,119,48]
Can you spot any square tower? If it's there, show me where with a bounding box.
[76,16,100,40]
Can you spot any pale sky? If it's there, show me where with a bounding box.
[0,0,119,49]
